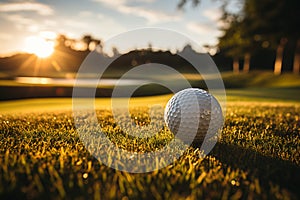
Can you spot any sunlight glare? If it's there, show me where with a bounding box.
[24,36,54,58]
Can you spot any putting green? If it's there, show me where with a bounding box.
[1,87,299,114]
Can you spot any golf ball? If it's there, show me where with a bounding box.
[164,88,223,144]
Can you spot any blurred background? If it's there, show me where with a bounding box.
[0,0,299,100]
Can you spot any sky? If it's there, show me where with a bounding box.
[0,0,240,56]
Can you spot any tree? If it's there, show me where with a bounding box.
[179,0,252,73]
[218,19,242,73]
[242,0,300,74]
[91,39,102,52]
[179,0,300,74]
[56,34,68,48]
[218,14,254,73]
[55,34,77,51]
[82,35,93,51]
[294,39,300,74]
[177,0,200,9]
[82,35,103,52]
[112,47,120,57]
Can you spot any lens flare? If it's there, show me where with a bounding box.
[24,36,54,58]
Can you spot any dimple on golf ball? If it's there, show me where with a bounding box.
[164,88,223,144]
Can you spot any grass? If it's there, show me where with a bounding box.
[221,71,300,88]
[1,85,300,113]
[226,88,300,102]
[0,90,299,199]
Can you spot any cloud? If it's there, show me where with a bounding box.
[1,14,41,32]
[202,8,222,22]
[3,14,35,25]
[58,13,127,40]
[131,0,157,3]
[95,0,126,7]
[44,20,57,27]
[0,2,54,16]
[119,6,180,24]
[1,13,56,33]
[203,8,225,28]
[0,33,12,40]
[93,0,180,24]
[63,19,90,29]
[202,8,225,28]
[79,11,94,18]
[187,22,216,34]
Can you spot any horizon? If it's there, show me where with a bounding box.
[0,0,240,57]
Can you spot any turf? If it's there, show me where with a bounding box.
[1,86,300,113]
[0,95,299,199]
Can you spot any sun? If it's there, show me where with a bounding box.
[24,35,55,58]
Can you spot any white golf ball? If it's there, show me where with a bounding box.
[164,88,223,144]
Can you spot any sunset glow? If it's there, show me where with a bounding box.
[24,36,54,58]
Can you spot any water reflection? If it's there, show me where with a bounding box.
[15,77,148,87]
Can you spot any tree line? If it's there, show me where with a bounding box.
[179,0,300,74]
[56,0,300,75]
[55,34,102,52]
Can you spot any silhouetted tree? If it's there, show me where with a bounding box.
[89,39,102,52]
[177,0,200,9]
[65,38,76,49]
[148,43,153,51]
[179,0,249,73]
[242,0,300,74]
[112,47,120,57]
[82,35,93,51]
[294,40,300,74]
[82,35,103,52]
[55,34,78,50]
[180,0,300,74]
[93,39,102,49]
[218,15,254,73]
[56,34,68,48]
